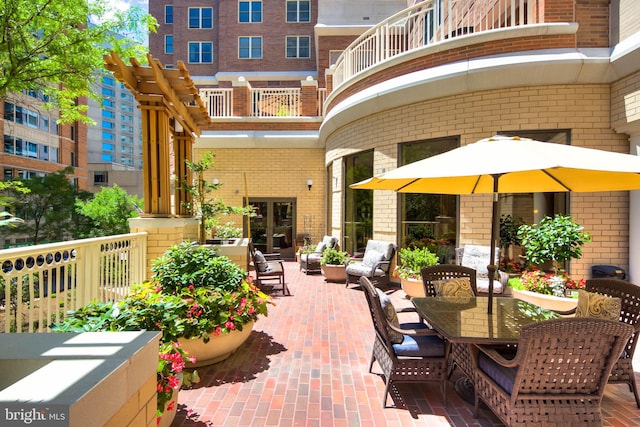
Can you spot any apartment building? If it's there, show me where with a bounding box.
[147,0,640,281]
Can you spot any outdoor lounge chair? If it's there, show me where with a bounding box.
[345,240,396,288]
[584,278,640,408]
[299,235,338,274]
[455,245,508,295]
[471,317,633,427]
[360,277,448,408]
[250,242,289,295]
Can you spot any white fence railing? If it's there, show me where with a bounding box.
[332,0,543,89]
[0,233,147,333]
[200,88,233,117]
[251,88,301,117]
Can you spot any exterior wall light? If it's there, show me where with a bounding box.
[307,178,313,191]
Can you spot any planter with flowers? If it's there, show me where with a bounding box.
[508,270,585,313]
[320,247,350,282]
[394,246,439,298]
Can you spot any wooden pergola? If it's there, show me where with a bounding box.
[103,52,211,216]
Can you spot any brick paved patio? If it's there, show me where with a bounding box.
[172,261,640,426]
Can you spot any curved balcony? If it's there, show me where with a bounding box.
[324,0,580,116]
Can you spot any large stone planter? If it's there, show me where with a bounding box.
[157,379,180,427]
[512,289,577,313]
[321,264,347,282]
[178,321,255,367]
[401,277,425,298]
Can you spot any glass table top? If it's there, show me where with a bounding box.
[411,296,560,344]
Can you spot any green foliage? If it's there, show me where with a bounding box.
[208,220,242,239]
[6,167,79,243]
[75,184,141,237]
[517,214,592,274]
[0,0,157,124]
[179,152,253,244]
[395,246,439,280]
[319,247,349,265]
[499,214,524,251]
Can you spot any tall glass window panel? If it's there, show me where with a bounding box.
[3,136,14,154]
[496,130,570,272]
[286,1,310,22]
[286,36,310,58]
[239,1,262,23]
[165,35,174,54]
[400,137,459,263]
[238,37,262,59]
[165,5,173,24]
[343,150,373,256]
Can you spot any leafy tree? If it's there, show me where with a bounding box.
[0,181,28,227]
[6,167,79,243]
[75,184,142,237]
[0,0,157,123]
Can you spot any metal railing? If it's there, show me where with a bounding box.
[0,233,147,333]
[332,0,543,89]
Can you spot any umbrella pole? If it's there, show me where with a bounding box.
[487,175,501,314]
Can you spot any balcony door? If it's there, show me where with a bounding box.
[248,198,296,259]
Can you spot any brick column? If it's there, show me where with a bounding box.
[232,77,251,116]
[300,77,318,116]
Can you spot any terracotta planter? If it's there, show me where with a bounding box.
[401,277,425,298]
[321,264,346,282]
[512,289,577,313]
[178,321,255,367]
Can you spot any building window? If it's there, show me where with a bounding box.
[165,5,173,24]
[102,142,114,152]
[102,76,115,86]
[238,37,262,59]
[102,131,114,141]
[189,7,213,29]
[102,110,115,119]
[343,150,374,255]
[102,87,115,97]
[70,152,76,167]
[286,1,310,22]
[165,35,174,54]
[102,120,114,129]
[399,137,459,262]
[94,171,108,186]
[286,36,310,58]
[101,153,113,162]
[188,42,213,63]
[239,1,262,23]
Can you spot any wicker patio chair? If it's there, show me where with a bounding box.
[360,277,449,408]
[346,240,396,288]
[420,264,478,379]
[455,245,508,295]
[471,317,633,427]
[249,241,289,295]
[299,235,338,274]
[585,278,640,408]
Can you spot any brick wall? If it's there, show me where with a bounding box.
[325,84,629,279]
[611,70,640,131]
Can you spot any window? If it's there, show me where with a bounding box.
[165,5,173,24]
[102,131,114,141]
[102,76,115,86]
[399,137,459,262]
[165,35,174,54]
[343,150,374,255]
[27,142,38,158]
[26,110,38,128]
[94,171,108,186]
[286,1,310,22]
[102,120,114,129]
[101,153,113,162]
[238,37,262,59]
[189,42,213,63]
[286,36,310,58]
[3,102,14,121]
[39,115,50,132]
[103,98,114,108]
[102,143,114,152]
[239,1,262,23]
[189,7,213,29]
[102,87,115,97]
[4,136,14,154]
[102,110,115,119]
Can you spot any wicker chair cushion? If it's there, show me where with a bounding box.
[478,352,517,394]
[363,249,384,267]
[375,288,404,344]
[434,278,475,297]
[346,263,385,277]
[392,334,446,357]
[576,289,622,321]
[254,250,267,272]
[476,278,503,294]
[314,242,326,253]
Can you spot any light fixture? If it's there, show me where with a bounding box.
[306,178,313,191]
[212,178,219,185]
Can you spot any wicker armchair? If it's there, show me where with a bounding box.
[455,245,508,295]
[472,317,633,427]
[299,235,338,274]
[585,278,640,408]
[346,240,396,288]
[360,277,448,408]
[420,264,478,297]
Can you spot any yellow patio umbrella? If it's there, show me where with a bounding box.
[351,135,640,313]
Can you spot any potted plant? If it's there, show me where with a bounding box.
[517,214,591,276]
[394,246,439,297]
[319,247,349,282]
[507,269,585,312]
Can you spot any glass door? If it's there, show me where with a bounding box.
[247,198,296,259]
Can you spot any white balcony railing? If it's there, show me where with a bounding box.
[332,0,543,89]
[0,233,147,333]
[200,88,233,117]
[251,88,301,117]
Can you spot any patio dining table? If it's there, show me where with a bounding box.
[411,296,560,402]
